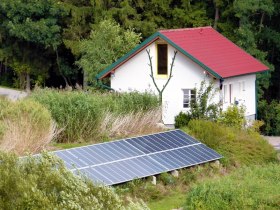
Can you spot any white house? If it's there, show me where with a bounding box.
[96,27,269,126]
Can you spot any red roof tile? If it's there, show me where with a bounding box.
[160,27,268,78]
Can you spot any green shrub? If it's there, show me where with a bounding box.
[0,152,147,209]
[30,89,159,143]
[258,100,280,135]
[175,112,191,128]
[184,120,277,167]
[217,105,246,129]
[174,81,220,128]
[184,164,280,210]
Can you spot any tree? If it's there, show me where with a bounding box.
[146,49,177,106]
[0,0,66,90]
[76,19,141,85]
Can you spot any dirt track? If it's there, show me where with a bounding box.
[265,136,280,151]
[0,87,27,101]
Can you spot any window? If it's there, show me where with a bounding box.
[229,84,233,104]
[157,44,168,75]
[183,89,196,108]
[223,85,228,103]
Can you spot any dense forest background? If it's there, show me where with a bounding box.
[0,0,280,134]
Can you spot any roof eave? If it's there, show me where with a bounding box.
[222,68,270,79]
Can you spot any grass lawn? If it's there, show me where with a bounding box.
[148,191,185,210]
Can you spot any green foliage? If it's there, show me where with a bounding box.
[184,164,280,210]
[174,112,191,128]
[0,152,147,209]
[258,99,280,135]
[76,19,141,84]
[29,88,158,142]
[175,81,220,128]
[188,81,220,120]
[217,105,246,129]
[185,120,277,167]
[30,89,102,142]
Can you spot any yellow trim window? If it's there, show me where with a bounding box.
[157,44,168,75]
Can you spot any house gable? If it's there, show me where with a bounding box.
[96,27,269,80]
[96,31,222,80]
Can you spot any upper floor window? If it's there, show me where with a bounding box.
[157,44,168,75]
[183,89,196,108]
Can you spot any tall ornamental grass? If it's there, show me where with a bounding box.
[30,89,159,142]
[184,164,280,210]
[0,99,55,155]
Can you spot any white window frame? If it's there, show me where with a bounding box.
[182,89,196,108]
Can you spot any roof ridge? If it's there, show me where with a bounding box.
[159,26,212,32]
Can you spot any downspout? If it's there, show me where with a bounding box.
[95,77,114,91]
[255,77,258,120]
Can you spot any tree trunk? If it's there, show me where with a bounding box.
[26,73,31,92]
[83,70,88,90]
[214,5,219,29]
[259,12,265,32]
[20,72,25,90]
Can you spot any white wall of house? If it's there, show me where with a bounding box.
[222,74,256,119]
[111,41,256,125]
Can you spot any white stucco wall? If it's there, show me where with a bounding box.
[222,74,256,117]
[110,41,256,124]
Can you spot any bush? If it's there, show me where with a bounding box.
[30,89,159,142]
[258,100,280,135]
[0,152,147,209]
[0,99,55,155]
[184,164,280,210]
[174,112,191,128]
[174,81,220,128]
[184,120,277,167]
[217,105,246,129]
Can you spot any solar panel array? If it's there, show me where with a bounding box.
[53,130,222,185]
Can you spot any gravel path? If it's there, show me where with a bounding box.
[264,136,280,151]
[0,87,28,101]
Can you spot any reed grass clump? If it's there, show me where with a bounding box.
[0,99,55,155]
[30,89,160,143]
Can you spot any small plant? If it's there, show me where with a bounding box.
[158,173,176,185]
[174,112,191,128]
[217,105,246,129]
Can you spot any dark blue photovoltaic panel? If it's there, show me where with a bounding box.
[148,144,222,171]
[124,130,197,154]
[77,156,168,185]
[54,140,145,169]
[49,129,222,186]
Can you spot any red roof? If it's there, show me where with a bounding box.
[160,27,268,78]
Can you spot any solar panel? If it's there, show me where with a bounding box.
[52,129,222,185]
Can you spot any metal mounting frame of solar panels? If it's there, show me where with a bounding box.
[53,129,222,186]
